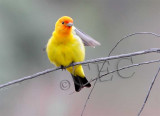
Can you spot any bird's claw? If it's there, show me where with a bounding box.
[60,65,66,71]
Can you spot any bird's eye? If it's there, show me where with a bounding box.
[62,21,64,24]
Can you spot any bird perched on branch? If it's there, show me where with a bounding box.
[46,16,100,92]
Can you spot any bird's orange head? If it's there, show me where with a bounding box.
[55,16,73,35]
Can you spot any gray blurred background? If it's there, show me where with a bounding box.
[0,0,160,116]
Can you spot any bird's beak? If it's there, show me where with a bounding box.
[67,22,73,27]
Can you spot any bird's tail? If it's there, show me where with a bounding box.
[71,74,91,92]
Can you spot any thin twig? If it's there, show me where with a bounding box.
[90,59,160,83]
[81,64,100,116]
[137,64,160,116]
[0,48,159,89]
[108,32,160,56]
[81,80,97,116]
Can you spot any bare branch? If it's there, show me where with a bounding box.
[0,48,160,90]
[0,68,61,89]
[79,48,160,65]
[80,31,160,116]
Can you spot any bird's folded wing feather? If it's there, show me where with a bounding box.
[73,27,101,47]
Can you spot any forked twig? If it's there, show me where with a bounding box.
[81,32,160,116]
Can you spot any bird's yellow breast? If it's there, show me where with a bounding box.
[46,32,85,67]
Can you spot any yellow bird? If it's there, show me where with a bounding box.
[46,16,100,92]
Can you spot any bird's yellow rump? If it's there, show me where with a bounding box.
[46,16,100,92]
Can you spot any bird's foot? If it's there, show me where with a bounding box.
[60,65,66,71]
